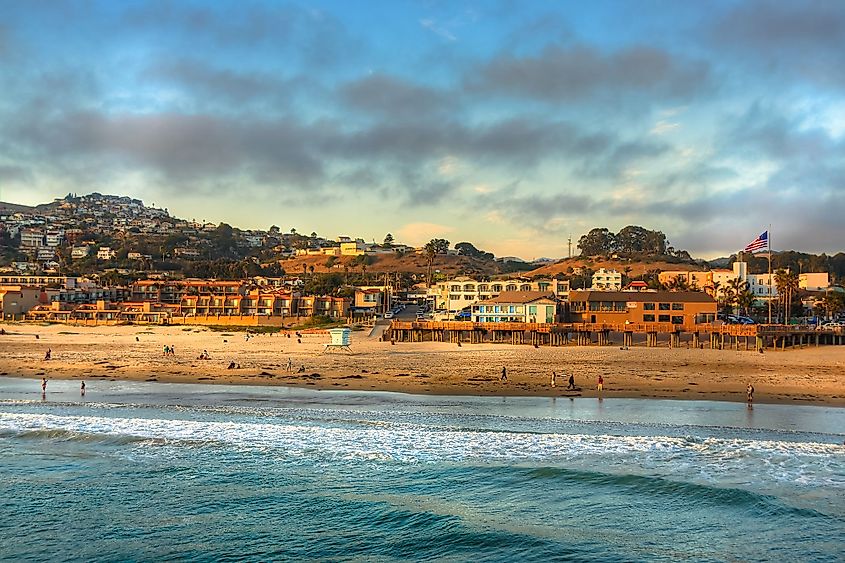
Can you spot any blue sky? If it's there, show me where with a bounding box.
[1,0,843,259]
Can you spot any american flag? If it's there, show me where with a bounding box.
[743,231,768,253]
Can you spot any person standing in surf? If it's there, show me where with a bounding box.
[41,377,47,395]
[550,371,556,388]
[746,383,754,403]
[80,381,86,397]
[597,375,604,395]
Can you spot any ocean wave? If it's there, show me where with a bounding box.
[1,411,843,491]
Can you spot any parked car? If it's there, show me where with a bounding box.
[384,311,394,319]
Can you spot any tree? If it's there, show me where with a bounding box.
[578,228,615,256]
[423,239,449,287]
[455,242,494,260]
[774,268,800,324]
[665,274,690,291]
[383,233,394,247]
[819,291,845,319]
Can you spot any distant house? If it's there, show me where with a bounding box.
[589,268,622,291]
[472,291,558,323]
[96,246,116,261]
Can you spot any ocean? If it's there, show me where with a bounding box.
[1,377,843,562]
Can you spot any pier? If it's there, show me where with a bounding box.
[387,321,845,351]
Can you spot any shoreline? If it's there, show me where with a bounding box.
[2,323,844,407]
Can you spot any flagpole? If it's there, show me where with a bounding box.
[768,224,772,324]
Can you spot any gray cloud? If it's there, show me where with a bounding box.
[143,59,308,107]
[709,1,845,88]
[338,73,453,118]
[465,43,710,103]
[123,2,362,68]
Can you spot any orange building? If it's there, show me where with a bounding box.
[568,291,717,327]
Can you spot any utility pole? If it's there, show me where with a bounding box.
[568,235,572,259]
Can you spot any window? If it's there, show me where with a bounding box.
[658,303,670,311]
[478,306,485,313]
[508,306,515,313]
[464,285,475,292]
[658,314,670,322]
[671,303,684,311]
[643,314,655,322]
[529,305,537,314]
[671,316,684,324]
[644,303,655,311]
[450,285,460,292]
[492,284,502,292]
[506,284,517,291]
[478,285,489,292]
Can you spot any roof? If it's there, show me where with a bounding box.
[477,291,557,305]
[569,290,716,304]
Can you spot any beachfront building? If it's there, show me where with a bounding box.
[429,277,570,316]
[711,262,775,303]
[353,287,386,314]
[568,290,717,327]
[0,274,90,289]
[0,285,42,319]
[589,268,622,291]
[471,291,559,323]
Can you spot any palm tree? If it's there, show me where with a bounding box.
[737,287,756,316]
[666,274,689,291]
[725,278,748,315]
[424,242,437,288]
[774,269,800,324]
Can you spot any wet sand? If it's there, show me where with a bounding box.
[2,323,844,406]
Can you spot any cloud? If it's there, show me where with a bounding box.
[465,43,710,103]
[142,60,307,107]
[337,73,453,118]
[708,0,845,89]
[397,222,456,246]
[419,18,457,42]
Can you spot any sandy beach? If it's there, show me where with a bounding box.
[1,322,844,406]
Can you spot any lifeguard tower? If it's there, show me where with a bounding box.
[323,327,352,353]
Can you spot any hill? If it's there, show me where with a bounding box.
[280,252,505,277]
[525,257,706,279]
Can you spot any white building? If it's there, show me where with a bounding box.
[590,268,622,291]
[429,277,570,316]
[45,230,64,247]
[96,246,116,261]
[711,262,776,301]
[71,246,91,259]
[20,228,45,249]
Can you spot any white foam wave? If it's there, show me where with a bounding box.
[1,411,843,491]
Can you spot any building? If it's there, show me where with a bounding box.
[0,285,42,319]
[799,272,830,291]
[353,287,386,313]
[20,228,45,249]
[472,291,559,323]
[568,290,717,327]
[589,268,622,291]
[0,275,88,289]
[97,246,116,261]
[429,277,570,316]
[657,270,711,290]
[710,262,775,302]
[340,240,367,256]
[71,246,91,259]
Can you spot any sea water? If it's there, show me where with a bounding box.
[1,377,843,562]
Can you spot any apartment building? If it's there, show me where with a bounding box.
[657,270,711,290]
[430,277,570,315]
[589,268,623,291]
[0,285,42,319]
[20,228,45,249]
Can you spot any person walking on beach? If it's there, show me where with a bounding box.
[501,366,508,383]
[567,373,576,390]
[80,381,86,396]
[597,375,604,394]
[43,348,51,361]
[746,383,754,403]
[550,371,556,388]
[286,357,293,372]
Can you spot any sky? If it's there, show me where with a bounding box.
[1,0,843,260]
